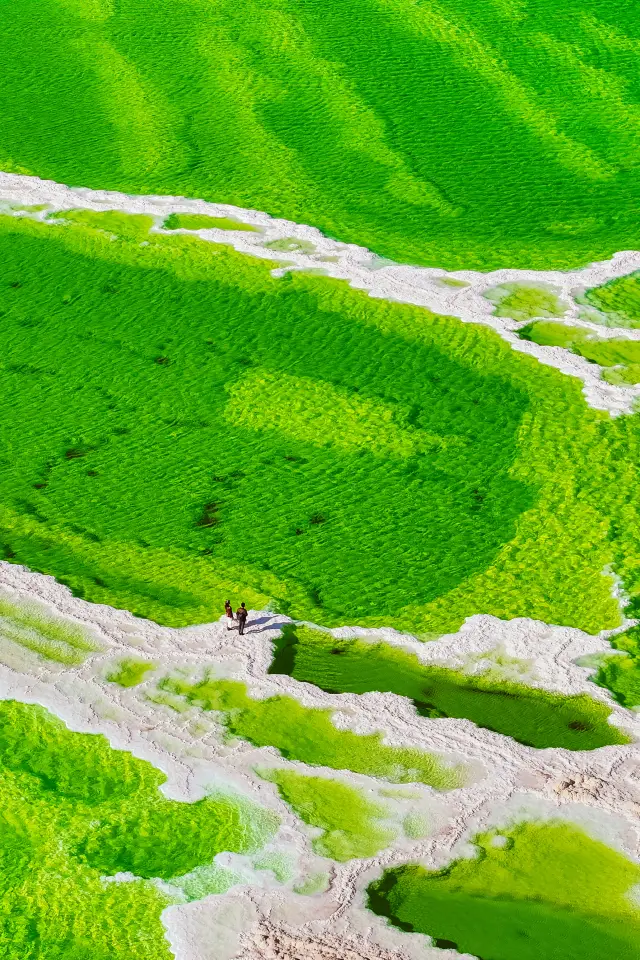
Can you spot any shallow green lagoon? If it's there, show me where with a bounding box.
[519,321,640,383]
[0,698,278,958]
[3,0,640,269]
[593,624,640,709]
[163,213,258,233]
[485,283,566,322]
[161,675,464,789]
[2,211,640,633]
[268,626,629,750]
[0,593,98,665]
[367,821,640,960]
[106,657,155,687]
[259,768,397,860]
[578,272,640,328]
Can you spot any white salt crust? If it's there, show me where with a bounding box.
[0,171,639,415]
[0,561,637,960]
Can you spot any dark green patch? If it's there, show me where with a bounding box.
[367,821,640,960]
[268,626,629,750]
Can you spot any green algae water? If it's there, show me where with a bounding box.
[519,321,640,384]
[367,821,640,960]
[2,0,640,270]
[0,698,278,957]
[484,282,566,321]
[259,768,397,860]
[578,272,640,328]
[268,626,628,750]
[162,212,258,233]
[593,624,640,709]
[0,593,99,665]
[160,675,464,788]
[106,657,155,687]
[2,210,640,633]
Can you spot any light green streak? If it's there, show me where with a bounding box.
[259,768,397,861]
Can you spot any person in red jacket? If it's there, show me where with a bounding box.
[236,602,248,635]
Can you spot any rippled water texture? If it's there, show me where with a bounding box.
[367,821,640,960]
[4,211,640,632]
[2,0,640,269]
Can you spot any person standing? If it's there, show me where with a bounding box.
[224,600,235,631]
[236,602,248,636]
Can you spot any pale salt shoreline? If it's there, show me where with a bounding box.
[0,560,638,960]
[0,171,639,415]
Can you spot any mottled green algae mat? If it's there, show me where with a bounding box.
[269,626,629,750]
[0,698,278,958]
[259,769,398,861]
[2,210,640,634]
[3,0,640,270]
[367,821,640,960]
[159,675,464,789]
[593,624,640,709]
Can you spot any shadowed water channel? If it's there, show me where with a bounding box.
[268,626,629,750]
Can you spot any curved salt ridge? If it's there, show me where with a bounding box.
[0,171,639,416]
[0,560,638,960]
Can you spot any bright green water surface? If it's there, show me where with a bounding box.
[519,321,640,365]
[106,657,154,687]
[485,283,567,321]
[594,624,640,709]
[367,821,640,960]
[259,768,397,860]
[160,675,464,789]
[0,698,278,958]
[2,0,640,270]
[3,211,640,632]
[0,211,640,632]
[519,321,640,383]
[0,594,98,665]
[578,272,640,328]
[268,626,628,749]
[163,213,258,233]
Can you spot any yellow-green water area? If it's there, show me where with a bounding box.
[3,209,640,635]
[0,698,278,958]
[578,272,640,328]
[268,626,629,750]
[0,593,98,665]
[4,0,640,271]
[264,238,317,254]
[593,625,640,710]
[519,321,640,385]
[485,282,566,321]
[171,861,242,902]
[294,871,330,896]
[106,656,154,687]
[367,821,640,960]
[159,676,464,789]
[253,850,295,884]
[259,768,396,861]
[162,212,258,233]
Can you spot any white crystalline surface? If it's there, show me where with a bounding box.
[0,559,637,960]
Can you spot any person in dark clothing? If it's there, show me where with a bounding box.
[224,599,235,631]
[236,602,248,635]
